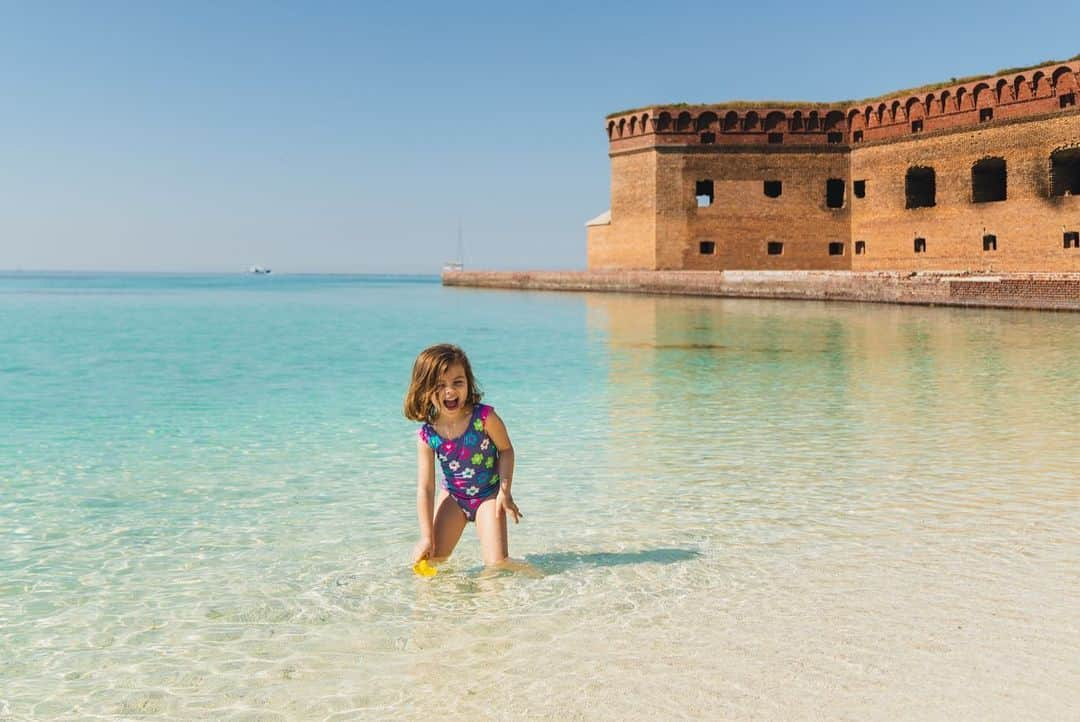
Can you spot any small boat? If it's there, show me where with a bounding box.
[249,265,272,275]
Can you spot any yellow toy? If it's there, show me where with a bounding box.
[412,558,437,577]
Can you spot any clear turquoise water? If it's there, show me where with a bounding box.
[2,273,1077,720]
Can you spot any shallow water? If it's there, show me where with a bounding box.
[1,273,1077,720]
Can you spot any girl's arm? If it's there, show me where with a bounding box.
[414,437,436,560]
[486,411,522,523]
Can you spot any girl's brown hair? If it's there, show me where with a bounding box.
[402,344,483,422]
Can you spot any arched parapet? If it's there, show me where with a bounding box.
[790,110,804,131]
[994,78,1011,104]
[1032,71,1051,98]
[695,111,718,131]
[656,111,672,132]
[764,110,786,132]
[722,110,739,131]
[617,118,626,138]
[973,82,993,108]
[890,100,903,123]
[607,120,615,140]
[939,90,953,114]
[1014,75,1031,101]
[824,110,845,131]
[806,110,820,130]
[742,110,760,131]
[1052,66,1078,94]
[675,111,692,132]
[956,86,973,111]
[847,108,863,131]
[629,116,637,135]
[905,97,924,121]
[924,94,937,116]
[875,103,887,125]
[640,113,650,133]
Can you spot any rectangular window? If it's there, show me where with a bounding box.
[700,132,716,144]
[911,120,923,133]
[828,242,844,256]
[982,234,997,251]
[979,108,994,122]
[827,132,843,144]
[972,158,1007,203]
[914,237,927,253]
[906,167,936,208]
[763,180,782,198]
[1065,231,1080,249]
[695,179,714,207]
[699,240,716,255]
[767,241,784,255]
[768,133,783,144]
[853,180,866,198]
[1061,93,1077,108]
[855,240,866,255]
[826,178,845,209]
[853,130,864,142]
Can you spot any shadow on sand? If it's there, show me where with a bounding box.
[523,548,700,574]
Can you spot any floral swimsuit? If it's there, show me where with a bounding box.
[419,404,500,522]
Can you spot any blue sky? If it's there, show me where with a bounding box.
[1,1,1077,273]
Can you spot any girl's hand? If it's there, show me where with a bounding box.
[496,491,522,524]
[412,536,434,563]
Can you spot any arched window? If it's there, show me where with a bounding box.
[722,111,739,131]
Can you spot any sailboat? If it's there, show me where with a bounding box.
[442,219,464,273]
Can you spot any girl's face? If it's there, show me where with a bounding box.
[432,363,469,417]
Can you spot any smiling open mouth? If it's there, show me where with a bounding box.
[443,397,460,411]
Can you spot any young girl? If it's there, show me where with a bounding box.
[403,343,522,567]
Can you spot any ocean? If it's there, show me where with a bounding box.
[2,272,1077,720]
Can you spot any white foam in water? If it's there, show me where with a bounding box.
[0,274,1077,720]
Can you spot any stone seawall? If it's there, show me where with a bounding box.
[442,270,1080,311]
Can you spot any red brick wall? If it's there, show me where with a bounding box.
[850,112,1080,272]
[590,60,1080,274]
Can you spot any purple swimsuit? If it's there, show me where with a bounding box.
[419,404,501,522]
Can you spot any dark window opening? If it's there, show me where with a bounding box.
[906,167,936,208]
[695,179,714,207]
[911,119,923,133]
[853,180,866,198]
[979,108,994,122]
[853,130,864,142]
[763,180,782,198]
[855,240,866,255]
[972,158,1007,203]
[1061,93,1076,108]
[982,234,997,251]
[768,132,783,144]
[826,178,845,208]
[828,242,844,256]
[700,132,716,144]
[914,237,927,253]
[1050,148,1080,196]
[699,240,716,255]
[827,132,843,144]
[767,241,784,255]
[1065,231,1080,248]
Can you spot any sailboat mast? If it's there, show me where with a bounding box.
[456,218,464,267]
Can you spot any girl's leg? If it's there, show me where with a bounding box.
[431,491,467,561]
[474,498,508,566]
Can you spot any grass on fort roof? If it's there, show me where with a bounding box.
[606,53,1080,118]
